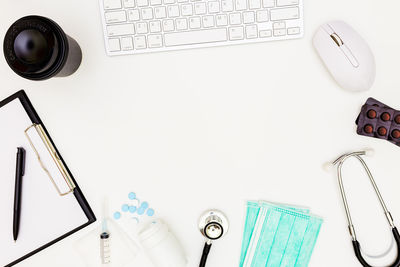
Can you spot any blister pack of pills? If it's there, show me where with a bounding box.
[356,98,400,146]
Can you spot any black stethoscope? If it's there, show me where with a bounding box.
[198,210,229,267]
[328,150,400,267]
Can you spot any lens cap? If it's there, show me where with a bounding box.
[3,16,69,80]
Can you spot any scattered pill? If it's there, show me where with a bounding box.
[129,206,137,213]
[147,208,155,216]
[114,212,121,220]
[137,208,145,215]
[140,201,149,210]
[128,192,136,200]
[122,204,129,212]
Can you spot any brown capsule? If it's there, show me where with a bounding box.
[367,109,377,119]
[395,115,400,124]
[381,112,391,122]
[392,130,400,139]
[364,124,374,134]
[378,127,387,136]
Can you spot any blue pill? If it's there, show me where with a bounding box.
[140,202,149,210]
[147,208,155,216]
[137,208,145,215]
[122,204,129,212]
[113,212,121,220]
[128,192,136,200]
[129,206,137,213]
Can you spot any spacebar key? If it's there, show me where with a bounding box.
[164,29,227,47]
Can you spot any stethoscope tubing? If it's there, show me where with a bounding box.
[333,151,400,267]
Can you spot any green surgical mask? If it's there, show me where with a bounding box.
[239,201,322,267]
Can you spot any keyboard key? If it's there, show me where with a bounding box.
[195,3,206,15]
[164,29,227,46]
[176,18,188,30]
[137,0,149,6]
[229,26,244,40]
[108,38,121,51]
[208,1,220,13]
[150,20,162,32]
[270,7,299,20]
[142,8,154,19]
[256,10,268,22]
[154,6,167,18]
[134,36,147,49]
[246,25,257,38]
[128,9,140,21]
[168,5,180,17]
[148,34,163,47]
[277,0,298,6]
[105,11,127,24]
[259,29,272,37]
[136,22,149,33]
[150,0,162,4]
[216,14,228,26]
[189,16,201,28]
[181,4,193,16]
[229,13,241,25]
[287,26,300,35]
[273,28,285,36]
[123,0,135,7]
[243,12,255,24]
[163,19,175,31]
[104,0,122,9]
[164,0,175,3]
[121,36,134,50]
[263,0,275,7]
[107,24,135,36]
[221,0,234,12]
[249,0,261,9]
[273,21,285,29]
[235,0,247,10]
[202,15,215,28]
[178,0,189,3]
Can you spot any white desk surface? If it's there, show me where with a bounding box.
[1,0,400,266]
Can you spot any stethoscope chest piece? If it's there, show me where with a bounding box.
[199,210,229,240]
[198,210,229,267]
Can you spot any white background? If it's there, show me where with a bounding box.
[1,0,400,266]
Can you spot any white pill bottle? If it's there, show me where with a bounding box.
[139,219,187,267]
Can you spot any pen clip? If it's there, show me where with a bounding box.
[24,124,76,196]
[17,147,26,176]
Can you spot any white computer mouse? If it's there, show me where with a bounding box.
[313,20,376,92]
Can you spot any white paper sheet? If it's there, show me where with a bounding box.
[0,98,89,266]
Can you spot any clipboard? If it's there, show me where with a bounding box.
[0,90,96,267]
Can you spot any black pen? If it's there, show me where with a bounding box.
[13,147,25,242]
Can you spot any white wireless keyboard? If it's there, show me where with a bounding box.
[99,0,303,55]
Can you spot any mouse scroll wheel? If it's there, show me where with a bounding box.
[330,33,344,46]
